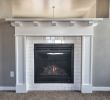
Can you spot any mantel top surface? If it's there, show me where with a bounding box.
[6,18,103,22]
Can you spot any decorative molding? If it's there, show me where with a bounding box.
[93,87,110,91]
[0,86,16,91]
[11,21,23,27]
[69,21,75,26]
[6,18,103,28]
[10,21,99,27]
[88,21,98,27]
[33,21,40,27]
[51,21,57,26]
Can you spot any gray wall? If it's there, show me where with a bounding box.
[0,22,15,86]
[96,0,109,18]
[93,19,110,86]
[0,23,3,85]
[0,0,12,18]
[0,20,110,87]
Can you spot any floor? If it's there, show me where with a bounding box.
[0,91,110,100]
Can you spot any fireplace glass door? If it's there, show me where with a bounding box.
[34,44,74,83]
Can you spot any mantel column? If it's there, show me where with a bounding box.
[81,36,93,93]
[15,36,27,93]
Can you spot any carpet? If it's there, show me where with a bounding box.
[0,91,110,100]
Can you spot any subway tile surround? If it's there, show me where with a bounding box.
[7,18,101,93]
[26,37,81,90]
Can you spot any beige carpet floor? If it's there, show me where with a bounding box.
[0,91,110,100]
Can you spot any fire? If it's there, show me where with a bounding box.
[52,65,57,73]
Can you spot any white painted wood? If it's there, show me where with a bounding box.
[16,84,27,93]
[90,36,94,85]
[15,36,24,84]
[15,26,94,36]
[81,36,92,93]
[81,84,92,93]
[24,37,28,92]
[6,18,103,21]
[13,20,94,93]
[15,36,27,93]
[15,36,18,84]
[82,36,91,84]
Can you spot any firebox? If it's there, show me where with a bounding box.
[34,44,74,83]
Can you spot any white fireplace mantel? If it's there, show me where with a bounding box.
[7,18,102,93]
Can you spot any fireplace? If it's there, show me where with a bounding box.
[34,44,74,83]
[8,18,98,93]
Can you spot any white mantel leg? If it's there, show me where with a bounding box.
[15,36,27,93]
[81,36,93,93]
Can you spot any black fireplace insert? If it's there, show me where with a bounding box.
[34,44,74,83]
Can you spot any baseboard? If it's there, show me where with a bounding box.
[93,87,110,91]
[1,86,110,92]
[0,86,16,91]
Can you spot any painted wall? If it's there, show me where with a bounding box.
[96,0,109,18]
[0,22,15,86]
[0,0,110,18]
[0,22,3,85]
[93,19,110,86]
[0,0,12,18]
[12,0,96,18]
[0,20,110,87]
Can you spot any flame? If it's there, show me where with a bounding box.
[52,65,56,73]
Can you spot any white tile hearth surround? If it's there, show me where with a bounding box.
[11,19,97,93]
[26,37,81,91]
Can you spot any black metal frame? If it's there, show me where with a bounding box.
[34,44,74,83]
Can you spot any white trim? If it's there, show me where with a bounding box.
[93,87,110,91]
[24,37,28,91]
[15,36,19,84]
[0,86,16,91]
[81,36,93,93]
[90,36,93,85]
[13,20,95,93]
[81,84,92,93]
[16,84,27,93]
[6,18,103,22]
[15,26,94,36]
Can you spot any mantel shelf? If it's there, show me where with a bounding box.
[6,18,103,22]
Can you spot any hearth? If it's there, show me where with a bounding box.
[34,44,74,83]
